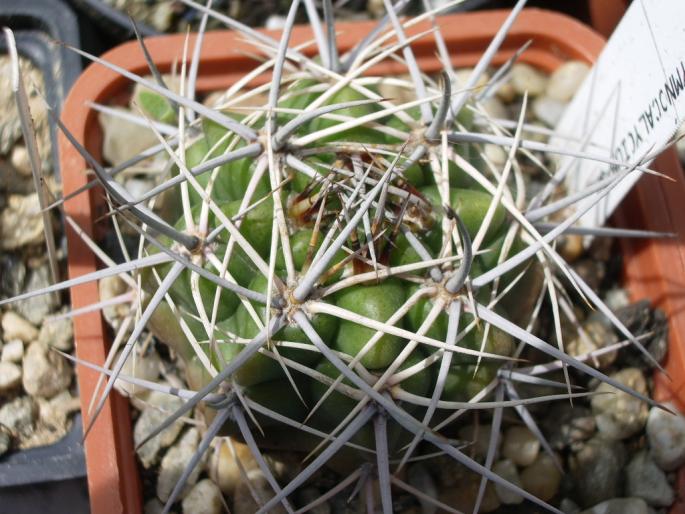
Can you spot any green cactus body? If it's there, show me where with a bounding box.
[116,15,568,503]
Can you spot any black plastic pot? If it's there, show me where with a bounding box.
[68,0,159,41]
[0,416,89,514]
[0,0,82,181]
[0,0,86,507]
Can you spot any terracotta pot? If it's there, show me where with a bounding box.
[58,8,685,514]
[588,0,629,38]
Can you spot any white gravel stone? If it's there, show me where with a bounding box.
[511,63,548,97]
[157,428,203,503]
[38,390,80,432]
[134,389,184,468]
[626,451,674,507]
[99,275,133,333]
[0,194,46,250]
[533,96,567,127]
[567,315,618,369]
[591,368,649,440]
[181,479,223,514]
[546,61,590,102]
[10,144,32,176]
[458,424,498,460]
[454,68,490,91]
[579,498,650,514]
[520,453,562,502]
[495,80,517,103]
[38,316,74,351]
[481,97,508,120]
[14,265,58,325]
[502,426,540,466]
[124,178,155,200]
[0,361,22,392]
[0,396,35,434]
[0,427,10,456]
[2,311,38,343]
[99,107,159,166]
[233,469,287,514]
[22,341,72,398]
[115,348,161,398]
[646,403,685,471]
[484,143,508,167]
[493,459,524,505]
[1,339,23,362]
[209,438,259,495]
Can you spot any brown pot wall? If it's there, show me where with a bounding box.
[588,0,629,38]
[58,8,685,514]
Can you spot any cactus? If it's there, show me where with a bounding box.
[2,1,673,513]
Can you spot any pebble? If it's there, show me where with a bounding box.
[0,396,35,436]
[520,453,562,502]
[1,311,38,343]
[265,15,287,30]
[124,178,155,200]
[495,80,517,103]
[0,361,22,392]
[481,97,508,120]
[38,316,74,351]
[14,265,59,325]
[543,404,596,451]
[510,63,548,97]
[458,424,498,461]
[591,368,649,440]
[579,498,650,514]
[560,234,584,263]
[0,254,26,299]
[157,428,203,503]
[561,498,581,514]
[604,288,630,311]
[10,144,32,176]
[149,3,174,32]
[99,107,160,166]
[37,390,80,433]
[407,463,438,514]
[615,302,669,369]
[209,438,260,495]
[1,339,23,362]
[533,96,567,127]
[567,315,618,369]
[625,451,674,507]
[22,341,72,398]
[0,426,10,456]
[645,404,685,471]
[134,390,185,468]
[454,68,490,91]
[376,75,416,105]
[99,276,133,333]
[569,436,626,508]
[493,459,524,505]
[484,143,508,167]
[546,61,590,102]
[233,469,287,514]
[502,425,540,466]
[0,56,49,161]
[438,470,500,513]
[144,498,173,514]
[181,479,223,514]
[0,194,46,250]
[116,348,162,398]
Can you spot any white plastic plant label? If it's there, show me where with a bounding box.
[552,0,685,228]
